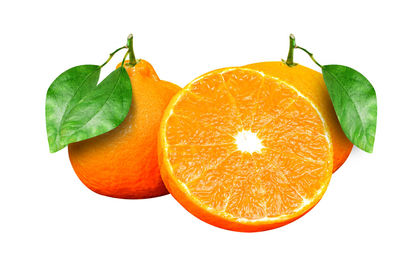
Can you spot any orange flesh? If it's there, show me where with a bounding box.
[160,68,333,231]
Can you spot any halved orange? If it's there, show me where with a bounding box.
[158,68,333,232]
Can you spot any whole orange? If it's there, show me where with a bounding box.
[68,60,181,199]
[245,62,353,172]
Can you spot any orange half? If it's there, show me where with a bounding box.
[159,68,333,232]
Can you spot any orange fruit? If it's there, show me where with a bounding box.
[68,60,181,199]
[245,61,352,172]
[159,67,333,232]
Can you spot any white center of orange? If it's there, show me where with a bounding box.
[234,130,265,154]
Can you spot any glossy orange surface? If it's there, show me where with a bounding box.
[69,60,181,199]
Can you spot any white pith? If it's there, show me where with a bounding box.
[234,129,265,154]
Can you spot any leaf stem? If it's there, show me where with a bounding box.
[121,50,130,67]
[284,34,297,67]
[100,46,127,68]
[295,45,322,68]
[126,34,137,66]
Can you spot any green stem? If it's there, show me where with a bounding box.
[100,46,127,68]
[285,34,297,67]
[295,45,322,68]
[121,50,130,67]
[126,34,137,66]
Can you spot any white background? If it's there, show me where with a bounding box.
[1,0,399,266]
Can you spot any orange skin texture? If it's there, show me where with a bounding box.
[245,62,352,172]
[68,60,181,199]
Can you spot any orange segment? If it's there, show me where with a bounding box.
[167,144,237,183]
[256,97,331,162]
[221,69,265,129]
[159,67,333,232]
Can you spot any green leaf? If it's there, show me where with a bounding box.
[46,65,101,152]
[322,64,377,153]
[59,67,132,146]
[45,65,132,153]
